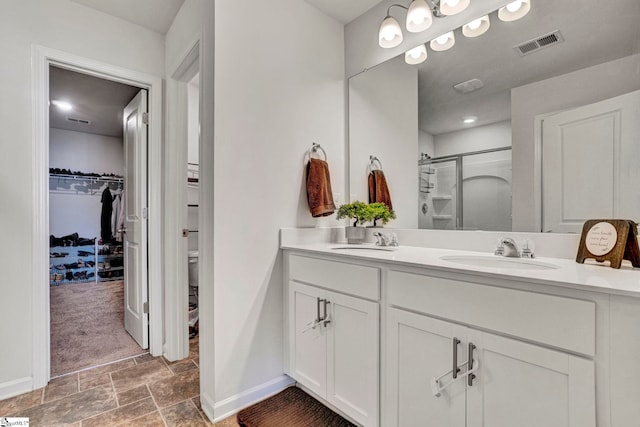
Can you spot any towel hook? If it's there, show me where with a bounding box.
[308,142,327,161]
[369,155,383,172]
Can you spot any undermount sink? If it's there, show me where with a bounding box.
[440,255,560,270]
[331,245,398,252]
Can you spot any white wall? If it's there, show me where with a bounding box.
[50,128,123,174]
[213,0,344,418]
[349,57,418,228]
[419,130,434,158]
[0,0,164,398]
[434,120,511,158]
[49,128,123,238]
[187,76,200,166]
[511,53,640,231]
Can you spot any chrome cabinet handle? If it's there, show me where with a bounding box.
[322,300,331,327]
[452,337,461,379]
[468,343,476,386]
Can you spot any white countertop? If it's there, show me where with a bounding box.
[281,243,640,298]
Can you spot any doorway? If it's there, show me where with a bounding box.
[32,46,164,388]
[48,66,148,377]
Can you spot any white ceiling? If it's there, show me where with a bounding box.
[70,0,185,34]
[415,0,640,135]
[49,66,141,138]
[305,0,385,24]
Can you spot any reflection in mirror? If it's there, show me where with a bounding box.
[348,0,640,232]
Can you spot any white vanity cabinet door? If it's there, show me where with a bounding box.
[290,282,327,397]
[289,281,380,426]
[326,290,379,427]
[386,308,466,427]
[467,331,595,427]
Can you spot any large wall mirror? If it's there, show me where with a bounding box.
[348,0,640,233]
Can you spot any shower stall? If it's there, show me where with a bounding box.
[419,147,512,231]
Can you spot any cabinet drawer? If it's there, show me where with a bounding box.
[388,270,595,356]
[289,255,380,300]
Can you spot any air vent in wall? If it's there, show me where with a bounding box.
[514,30,564,56]
[66,117,91,125]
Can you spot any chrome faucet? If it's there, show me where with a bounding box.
[373,232,399,247]
[500,238,521,258]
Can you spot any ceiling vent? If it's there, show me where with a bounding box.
[514,30,564,56]
[66,117,91,125]
[453,78,484,94]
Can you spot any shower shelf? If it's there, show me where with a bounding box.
[431,196,452,201]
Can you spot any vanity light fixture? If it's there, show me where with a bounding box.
[51,100,73,111]
[498,0,531,22]
[439,0,470,16]
[430,31,455,51]
[462,15,490,37]
[405,44,428,64]
[379,0,464,49]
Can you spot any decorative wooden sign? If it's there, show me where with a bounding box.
[576,219,640,269]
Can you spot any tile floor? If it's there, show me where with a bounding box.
[0,337,241,426]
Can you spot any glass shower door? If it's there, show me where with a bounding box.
[419,158,458,230]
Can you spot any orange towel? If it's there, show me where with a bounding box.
[368,170,393,211]
[306,158,336,217]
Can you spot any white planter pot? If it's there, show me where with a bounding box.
[345,226,366,244]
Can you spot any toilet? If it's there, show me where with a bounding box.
[188,250,199,336]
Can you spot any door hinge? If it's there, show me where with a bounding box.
[142,207,148,219]
[142,112,149,125]
[143,301,149,314]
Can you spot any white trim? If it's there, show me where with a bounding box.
[211,375,296,422]
[0,377,34,401]
[32,45,164,388]
[163,36,201,362]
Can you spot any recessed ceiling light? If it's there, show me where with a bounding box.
[52,100,73,111]
[463,116,477,124]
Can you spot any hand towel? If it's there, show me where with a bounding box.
[368,169,393,211]
[306,158,336,217]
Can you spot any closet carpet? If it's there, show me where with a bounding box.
[50,280,146,377]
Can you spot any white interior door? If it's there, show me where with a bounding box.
[542,90,640,232]
[123,89,149,349]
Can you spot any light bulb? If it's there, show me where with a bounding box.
[405,44,428,65]
[439,0,469,15]
[378,16,403,48]
[507,0,523,12]
[463,116,477,124]
[430,31,455,51]
[406,0,433,33]
[498,0,530,21]
[436,34,449,45]
[462,15,490,37]
[382,29,395,41]
[468,18,482,30]
[52,100,73,111]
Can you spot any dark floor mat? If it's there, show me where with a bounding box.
[237,386,356,427]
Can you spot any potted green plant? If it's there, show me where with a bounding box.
[366,202,396,227]
[336,201,369,244]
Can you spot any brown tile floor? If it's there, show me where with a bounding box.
[0,337,241,426]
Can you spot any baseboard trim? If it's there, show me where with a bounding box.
[0,377,34,401]
[200,391,216,423]
[211,375,295,422]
